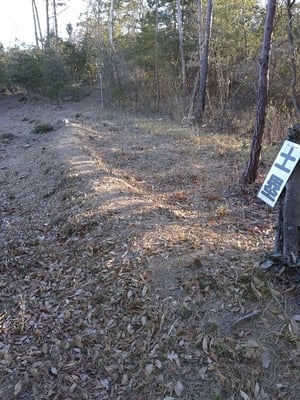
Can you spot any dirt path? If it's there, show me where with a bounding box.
[0,94,299,399]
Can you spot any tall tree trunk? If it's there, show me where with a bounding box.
[187,67,200,124]
[286,0,300,118]
[196,0,213,125]
[97,0,104,106]
[32,0,43,49]
[108,0,116,55]
[240,0,277,185]
[32,0,40,48]
[53,0,59,48]
[108,0,121,86]
[176,0,186,93]
[46,0,50,47]
[189,0,202,124]
[154,0,160,112]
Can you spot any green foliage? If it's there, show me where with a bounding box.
[2,0,300,131]
[32,123,54,134]
[111,85,124,100]
[40,49,71,100]
[209,0,265,108]
[60,40,97,83]
[0,133,16,143]
[0,48,9,87]
[6,48,71,101]
[7,50,40,91]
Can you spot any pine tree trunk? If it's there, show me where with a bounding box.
[196,0,213,125]
[240,0,277,185]
[46,0,50,47]
[108,0,121,87]
[286,0,300,118]
[154,0,160,112]
[176,0,186,93]
[32,0,43,49]
[32,0,39,48]
[53,0,59,48]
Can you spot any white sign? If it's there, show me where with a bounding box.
[258,140,300,207]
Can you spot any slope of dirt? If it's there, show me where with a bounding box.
[0,93,299,399]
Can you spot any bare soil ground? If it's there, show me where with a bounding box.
[0,93,299,400]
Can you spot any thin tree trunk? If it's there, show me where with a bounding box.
[46,0,50,47]
[286,0,300,118]
[240,0,277,185]
[196,0,213,125]
[109,0,116,55]
[192,0,202,123]
[108,0,121,86]
[97,0,104,106]
[155,0,160,112]
[32,0,43,49]
[32,0,39,48]
[188,68,199,124]
[53,0,59,48]
[99,72,104,107]
[176,0,186,93]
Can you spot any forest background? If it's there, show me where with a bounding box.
[0,0,299,143]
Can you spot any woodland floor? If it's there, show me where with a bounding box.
[0,93,299,400]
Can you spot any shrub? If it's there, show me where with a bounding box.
[32,123,54,134]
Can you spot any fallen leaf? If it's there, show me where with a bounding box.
[202,335,209,354]
[175,380,184,396]
[100,378,110,390]
[261,352,270,369]
[142,285,148,296]
[245,339,260,348]
[121,373,128,385]
[290,317,300,337]
[50,366,58,376]
[14,380,22,396]
[259,260,273,270]
[199,366,207,380]
[167,351,180,367]
[70,383,77,392]
[255,382,261,398]
[240,390,251,400]
[145,363,153,377]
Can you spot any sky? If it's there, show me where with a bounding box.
[0,0,88,48]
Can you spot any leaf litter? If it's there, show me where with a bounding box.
[0,93,299,399]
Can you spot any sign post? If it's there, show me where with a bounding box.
[258,140,300,207]
[258,125,300,265]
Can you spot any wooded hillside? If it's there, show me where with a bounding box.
[1,0,300,136]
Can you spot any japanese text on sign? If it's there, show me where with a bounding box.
[258,140,300,207]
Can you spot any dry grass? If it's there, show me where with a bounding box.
[0,94,299,400]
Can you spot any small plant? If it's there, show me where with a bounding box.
[0,133,16,143]
[32,123,54,134]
